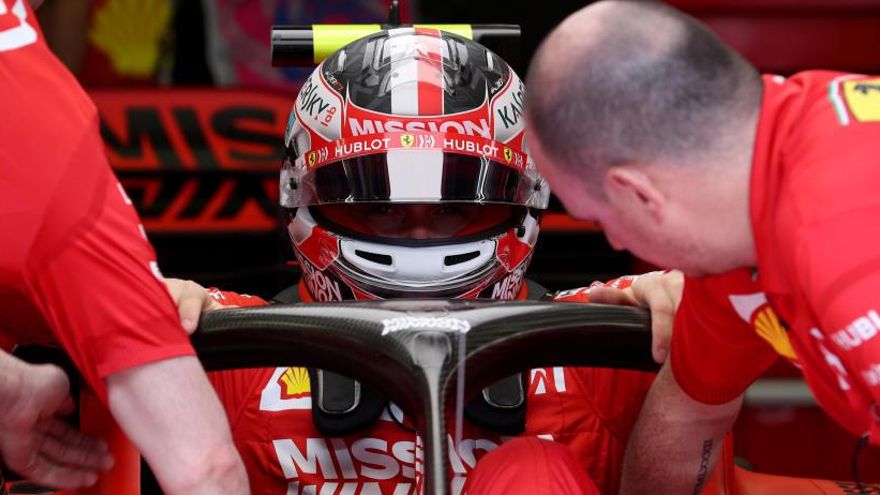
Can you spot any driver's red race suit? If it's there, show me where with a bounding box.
[207,277,654,494]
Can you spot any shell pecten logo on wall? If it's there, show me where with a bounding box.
[88,0,173,77]
[279,367,311,400]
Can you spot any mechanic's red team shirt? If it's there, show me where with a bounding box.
[672,72,880,443]
[208,280,655,495]
[0,0,194,400]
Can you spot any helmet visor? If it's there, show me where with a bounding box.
[314,203,521,240]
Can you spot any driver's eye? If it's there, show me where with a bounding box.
[435,205,464,216]
[362,205,406,234]
[367,205,397,216]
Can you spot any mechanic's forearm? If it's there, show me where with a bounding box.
[107,356,249,495]
[620,362,740,495]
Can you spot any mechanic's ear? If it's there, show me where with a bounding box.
[604,166,666,222]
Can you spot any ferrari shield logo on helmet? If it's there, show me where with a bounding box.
[307,151,317,167]
[400,133,415,148]
[503,147,513,163]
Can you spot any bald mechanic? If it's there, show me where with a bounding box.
[0,0,247,492]
[526,0,880,493]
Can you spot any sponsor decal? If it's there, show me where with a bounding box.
[495,79,524,130]
[529,367,567,395]
[294,70,344,141]
[272,432,555,495]
[842,78,880,123]
[257,366,568,491]
[752,306,798,360]
[490,73,526,143]
[208,289,227,302]
[279,367,311,400]
[810,328,851,392]
[332,136,393,161]
[481,261,526,300]
[345,100,493,139]
[830,309,880,351]
[862,363,880,387]
[299,259,347,303]
[298,76,340,123]
[301,132,527,170]
[93,89,288,232]
[381,316,471,335]
[259,367,313,411]
[0,0,38,52]
[349,118,492,138]
[96,90,285,171]
[489,74,506,95]
[729,293,799,361]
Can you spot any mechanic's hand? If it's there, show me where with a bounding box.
[0,362,113,489]
[588,270,684,364]
[164,278,229,335]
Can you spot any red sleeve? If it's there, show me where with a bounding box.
[670,271,778,404]
[0,23,193,403]
[26,165,195,403]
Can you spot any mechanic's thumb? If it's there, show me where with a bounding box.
[652,342,668,364]
[650,319,672,364]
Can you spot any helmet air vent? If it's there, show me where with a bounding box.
[444,251,481,266]
[354,250,393,266]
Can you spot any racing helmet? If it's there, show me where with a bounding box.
[281,28,550,301]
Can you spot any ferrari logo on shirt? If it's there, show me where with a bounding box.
[399,133,414,148]
[503,147,513,163]
[307,151,317,167]
[842,79,880,122]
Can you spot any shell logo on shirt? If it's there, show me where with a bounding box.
[0,0,38,52]
[729,293,799,363]
[279,367,311,400]
[753,306,798,361]
[260,367,313,411]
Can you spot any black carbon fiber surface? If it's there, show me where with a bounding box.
[194,300,653,495]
